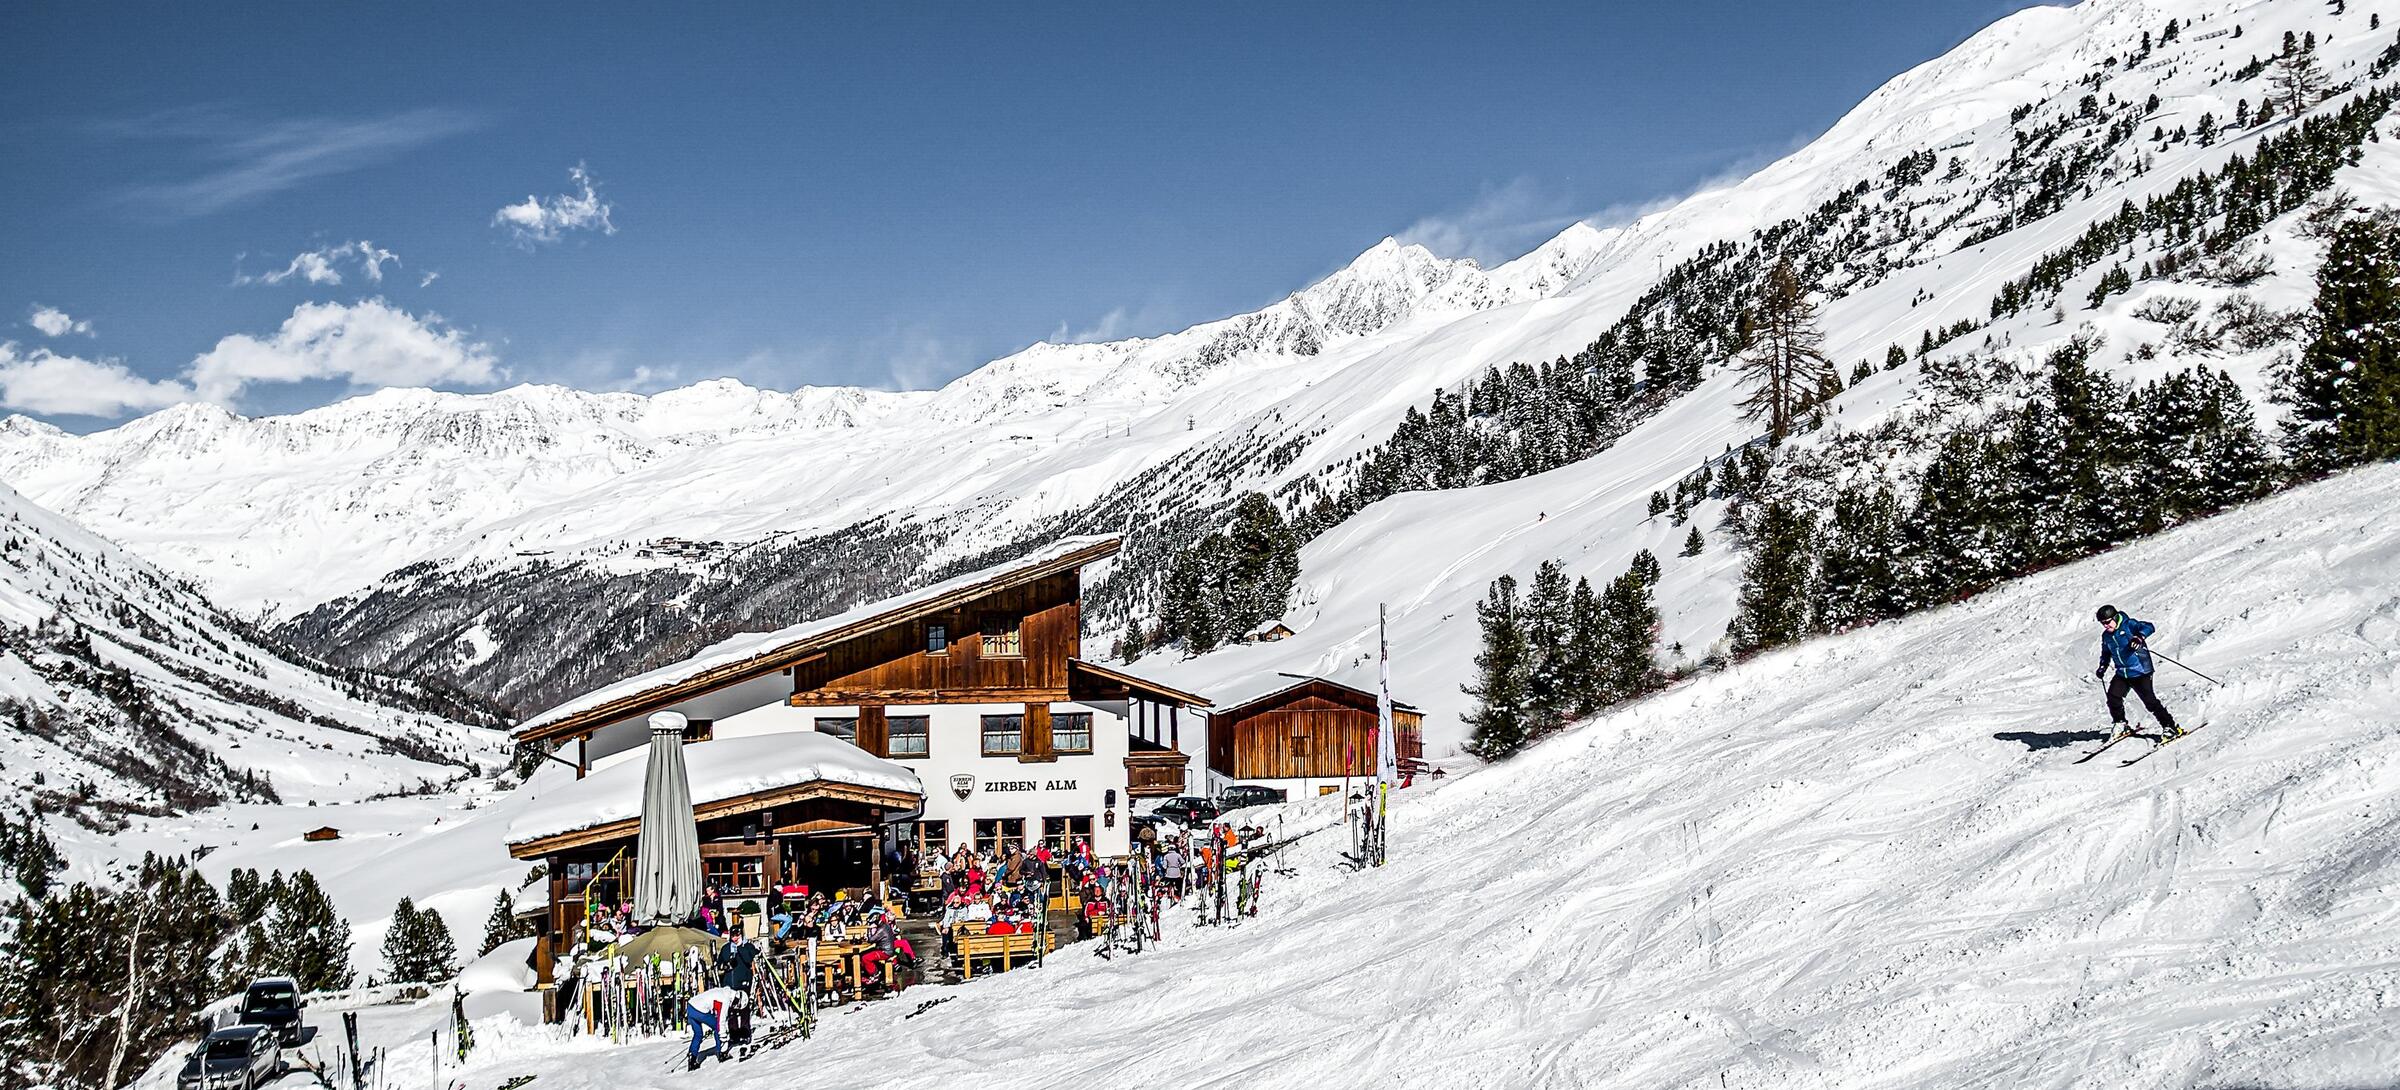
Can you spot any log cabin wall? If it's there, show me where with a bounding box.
[1208,680,1426,780]
[789,572,1081,704]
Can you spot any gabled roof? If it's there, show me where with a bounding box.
[1209,674,1421,722]
[516,535,1120,743]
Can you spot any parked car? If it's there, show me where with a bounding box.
[235,977,303,1045]
[1151,795,1219,826]
[1216,784,1289,811]
[178,1024,279,1090]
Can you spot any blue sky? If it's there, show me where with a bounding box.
[0,1,2046,427]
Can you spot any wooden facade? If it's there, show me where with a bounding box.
[1207,678,1426,781]
[514,538,1124,749]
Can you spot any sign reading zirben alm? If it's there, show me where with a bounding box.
[951,775,1078,798]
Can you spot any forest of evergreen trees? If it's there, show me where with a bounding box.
[1726,212,2400,656]
[1462,553,1665,760]
[0,858,355,1090]
[1131,492,1302,658]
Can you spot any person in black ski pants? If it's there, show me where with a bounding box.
[2094,603,2182,744]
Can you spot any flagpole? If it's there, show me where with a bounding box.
[1374,603,1395,866]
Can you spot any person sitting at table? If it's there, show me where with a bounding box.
[857,913,915,989]
[963,894,994,924]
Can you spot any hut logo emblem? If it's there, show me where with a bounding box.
[950,774,975,800]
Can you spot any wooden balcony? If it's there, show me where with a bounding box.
[1125,747,1189,799]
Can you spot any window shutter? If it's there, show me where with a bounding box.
[858,705,890,758]
[1021,703,1054,763]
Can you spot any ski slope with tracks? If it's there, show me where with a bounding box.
[333,462,2400,1089]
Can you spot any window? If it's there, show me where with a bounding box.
[888,715,930,758]
[973,817,1025,856]
[981,714,1023,756]
[814,717,857,744]
[981,614,1023,657]
[680,718,714,744]
[702,856,765,893]
[911,820,950,861]
[1053,712,1093,755]
[1042,815,1093,855]
[926,623,949,655]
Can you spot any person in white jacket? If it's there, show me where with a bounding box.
[685,986,745,1068]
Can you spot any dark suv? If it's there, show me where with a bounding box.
[1216,784,1288,811]
[178,1024,279,1090]
[1151,796,1218,826]
[235,977,303,1045]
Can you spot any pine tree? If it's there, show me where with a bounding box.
[1628,547,1661,588]
[1885,344,1908,373]
[1462,576,1533,761]
[2279,216,2400,473]
[383,898,459,984]
[1729,502,1816,653]
[1811,485,1905,632]
[480,891,520,956]
[1221,492,1298,635]
[1118,619,1147,662]
[1564,576,1608,717]
[2272,39,2326,117]
[1647,491,1669,518]
[270,870,354,992]
[2006,339,2131,565]
[1899,431,2007,605]
[1735,260,1839,442]
[1520,561,1575,740]
[1681,526,1705,557]
[1595,565,1662,704]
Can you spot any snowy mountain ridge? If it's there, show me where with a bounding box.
[0,481,507,825]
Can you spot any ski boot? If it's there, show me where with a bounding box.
[2155,723,2186,744]
[2105,721,2134,746]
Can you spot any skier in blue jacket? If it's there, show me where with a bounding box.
[2094,604,2183,744]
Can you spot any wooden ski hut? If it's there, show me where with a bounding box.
[1205,676,1424,797]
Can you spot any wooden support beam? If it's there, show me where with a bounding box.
[787,687,1070,707]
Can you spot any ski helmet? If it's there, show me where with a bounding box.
[2095,604,2119,624]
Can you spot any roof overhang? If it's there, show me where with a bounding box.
[1068,658,1210,708]
[507,779,921,859]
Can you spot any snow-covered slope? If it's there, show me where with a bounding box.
[164,458,2400,1088]
[0,481,507,822]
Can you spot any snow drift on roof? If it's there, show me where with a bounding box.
[505,731,921,847]
[518,534,1116,735]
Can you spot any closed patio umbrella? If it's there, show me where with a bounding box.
[633,712,702,926]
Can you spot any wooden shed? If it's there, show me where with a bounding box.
[302,827,340,842]
[1206,676,1423,792]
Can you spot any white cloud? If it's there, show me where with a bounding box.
[27,304,93,338]
[0,343,188,417]
[493,164,616,246]
[189,298,500,405]
[418,270,441,288]
[235,240,402,286]
[1398,177,1594,267]
[112,107,480,219]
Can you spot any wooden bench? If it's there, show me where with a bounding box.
[807,940,895,993]
[952,928,1055,979]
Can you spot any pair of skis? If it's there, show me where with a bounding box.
[2073,722,2206,765]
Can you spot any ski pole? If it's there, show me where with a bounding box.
[2149,648,2223,687]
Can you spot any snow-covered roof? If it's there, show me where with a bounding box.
[517,535,1120,740]
[504,731,921,848]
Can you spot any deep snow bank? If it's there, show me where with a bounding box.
[403,462,2400,1089]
